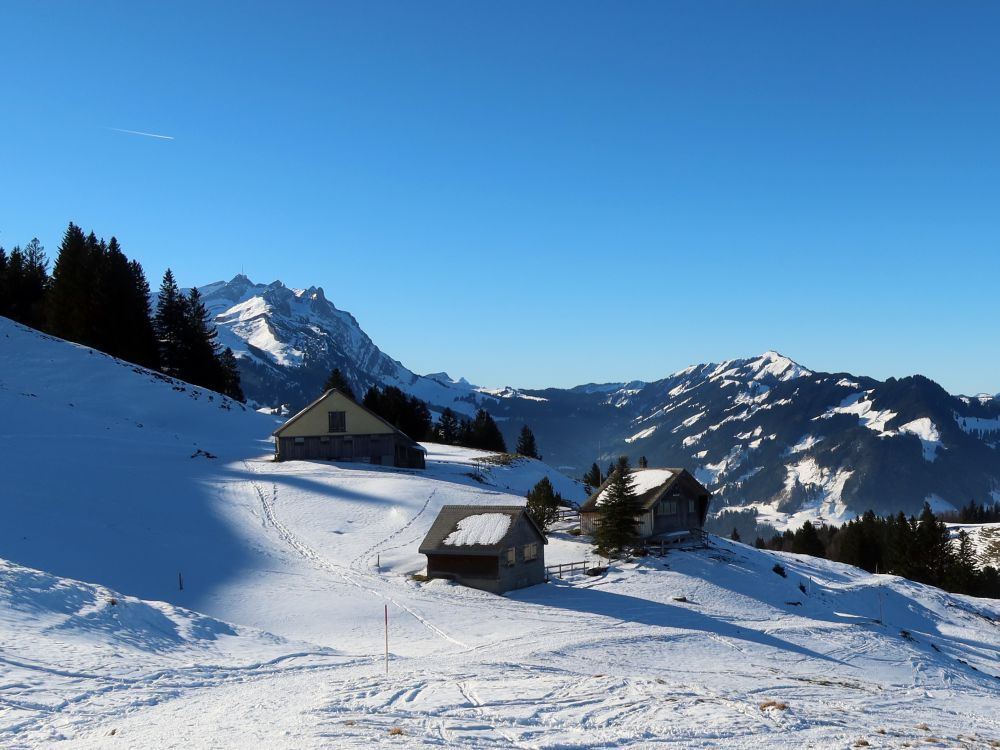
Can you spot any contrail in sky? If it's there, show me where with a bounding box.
[106,127,175,141]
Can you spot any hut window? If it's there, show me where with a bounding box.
[320,436,329,443]
[505,547,516,566]
[688,499,696,513]
[523,542,538,561]
[328,411,346,432]
[294,437,305,445]
[660,500,678,515]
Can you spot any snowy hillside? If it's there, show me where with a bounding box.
[3,317,1000,747]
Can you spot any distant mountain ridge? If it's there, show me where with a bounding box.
[198,274,1000,521]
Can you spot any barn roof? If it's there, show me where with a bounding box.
[579,468,709,513]
[272,388,426,451]
[419,505,547,556]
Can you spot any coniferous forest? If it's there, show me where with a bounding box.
[753,502,1000,598]
[0,222,244,402]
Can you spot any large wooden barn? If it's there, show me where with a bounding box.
[272,389,426,468]
[579,468,711,540]
[419,505,547,594]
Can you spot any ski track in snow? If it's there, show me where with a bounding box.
[242,460,469,649]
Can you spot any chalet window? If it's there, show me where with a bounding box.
[328,411,346,433]
[505,547,516,566]
[523,542,538,561]
[688,499,696,513]
[660,500,678,515]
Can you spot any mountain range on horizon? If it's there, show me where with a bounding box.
[192,274,1000,525]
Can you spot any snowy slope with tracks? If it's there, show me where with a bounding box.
[2,317,1000,749]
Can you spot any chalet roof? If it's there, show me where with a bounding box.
[579,468,710,513]
[419,505,547,556]
[272,388,426,451]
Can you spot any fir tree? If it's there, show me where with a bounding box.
[591,456,642,558]
[362,385,432,440]
[125,259,160,369]
[322,367,355,399]
[47,223,95,343]
[433,408,460,445]
[515,425,540,459]
[467,409,506,452]
[791,520,824,557]
[154,269,186,377]
[913,502,953,587]
[582,463,603,494]
[219,347,245,402]
[730,528,741,542]
[525,476,562,533]
[638,455,648,469]
[1,239,49,328]
[949,530,977,592]
[178,287,225,392]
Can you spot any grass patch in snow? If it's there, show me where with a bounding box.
[759,700,788,711]
[475,453,522,466]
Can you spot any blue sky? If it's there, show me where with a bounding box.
[2,2,998,394]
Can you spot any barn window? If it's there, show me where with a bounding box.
[294,437,305,444]
[505,547,516,566]
[320,436,329,443]
[328,411,346,433]
[523,542,538,561]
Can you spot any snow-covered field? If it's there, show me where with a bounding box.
[3,318,1000,748]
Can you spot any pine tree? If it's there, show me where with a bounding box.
[515,425,540,459]
[913,503,953,587]
[525,476,562,533]
[434,408,460,445]
[48,223,95,343]
[582,463,603,494]
[730,528,741,542]
[886,512,916,578]
[178,287,225,391]
[0,247,7,317]
[219,347,245,402]
[467,409,506,452]
[322,367,355,399]
[361,385,431,440]
[125,259,160,369]
[949,530,977,594]
[1,240,49,328]
[791,520,825,557]
[638,455,648,469]
[154,269,186,377]
[591,456,642,558]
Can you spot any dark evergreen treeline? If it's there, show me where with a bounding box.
[429,406,507,452]
[0,222,243,401]
[939,500,1000,525]
[754,503,1000,598]
[0,239,48,329]
[363,385,433,441]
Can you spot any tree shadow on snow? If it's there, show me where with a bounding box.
[512,583,850,666]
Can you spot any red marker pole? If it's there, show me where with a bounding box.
[384,604,389,676]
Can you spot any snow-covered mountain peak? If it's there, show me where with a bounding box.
[746,350,811,382]
[194,274,484,414]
